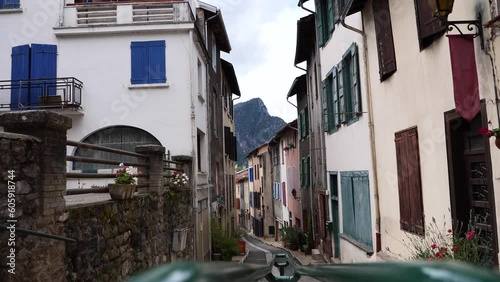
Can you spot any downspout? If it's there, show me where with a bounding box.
[341,1,381,249]
[189,29,199,260]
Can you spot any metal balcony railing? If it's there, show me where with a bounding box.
[63,1,194,28]
[0,77,83,111]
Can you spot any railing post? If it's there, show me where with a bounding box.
[135,145,166,194]
[0,110,72,216]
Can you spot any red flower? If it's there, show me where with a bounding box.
[440,247,447,252]
[478,127,494,138]
[452,246,460,252]
[435,252,442,259]
[428,258,434,261]
[447,229,452,233]
[466,230,475,240]
[431,243,437,249]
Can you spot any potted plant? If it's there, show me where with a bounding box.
[108,163,138,200]
[479,121,500,149]
[171,172,189,189]
[280,226,299,251]
[211,218,241,261]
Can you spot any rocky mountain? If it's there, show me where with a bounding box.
[234,98,287,166]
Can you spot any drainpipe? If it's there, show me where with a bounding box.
[299,0,314,14]
[340,3,381,249]
[189,30,199,260]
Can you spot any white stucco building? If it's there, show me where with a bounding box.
[0,0,239,262]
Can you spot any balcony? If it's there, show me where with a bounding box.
[0,77,83,116]
[55,1,194,35]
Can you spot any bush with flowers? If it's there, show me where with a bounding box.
[387,215,493,267]
[479,120,500,139]
[115,163,138,185]
[171,172,189,187]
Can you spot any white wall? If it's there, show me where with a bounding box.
[363,0,499,262]
[320,12,377,262]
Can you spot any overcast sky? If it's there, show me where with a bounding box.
[204,0,313,123]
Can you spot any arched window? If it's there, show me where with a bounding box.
[74,126,161,171]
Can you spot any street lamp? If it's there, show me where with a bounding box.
[428,0,484,49]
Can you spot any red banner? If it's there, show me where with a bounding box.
[448,35,480,121]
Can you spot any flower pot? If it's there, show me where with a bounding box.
[108,184,136,200]
[495,136,500,149]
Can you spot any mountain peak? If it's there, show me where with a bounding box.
[234,98,286,165]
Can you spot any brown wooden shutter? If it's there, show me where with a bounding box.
[395,131,411,231]
[407,129,424,235]
[373,0,397,81]
[414,0,446,49]
[395,127,424,235]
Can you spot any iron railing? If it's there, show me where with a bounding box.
[0,77,83,110]
[128,253,500,282]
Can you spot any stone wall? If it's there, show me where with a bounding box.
[65,189,194,281]
[0,111,195,281]
[0,132,67,282]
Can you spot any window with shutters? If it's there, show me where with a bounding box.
[131,40,166,84]
[0,0,20,9]
[340,171,372,249]
[395,127,425,235]
[414,0,446,50]
[373,0,397,81]
[316,0,336,47]
[323,43,361,133]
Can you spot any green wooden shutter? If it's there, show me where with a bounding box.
[341,173,355,236]
[316,0,324,46]
[332,68,339,129]
[353,172,372,248]
[322,80,329,132]
[305,156,311,187]
[305,107,309,137]
[327,0,335,33]
[337,61,345,124]
[350,43,361,118]
[299,159,304,187]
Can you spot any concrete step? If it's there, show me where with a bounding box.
[311,249,323,261]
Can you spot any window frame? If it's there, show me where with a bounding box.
[316,0,336,47]
[0,0,20,9]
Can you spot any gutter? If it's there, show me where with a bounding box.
[340,1,381,250]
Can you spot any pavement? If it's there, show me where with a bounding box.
[244,232,326,266]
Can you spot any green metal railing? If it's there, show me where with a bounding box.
[128,253,500,282]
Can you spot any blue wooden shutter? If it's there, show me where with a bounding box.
[148,40,166,83]
[341,173,355,236]
[249,167,253,182]
[30,44,57,104]
[10,45,30,109]
[316,0,324,46]
[5,0,20,9]
[131,41,149,84]
[353,172,372,248]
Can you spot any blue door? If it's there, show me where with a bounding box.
[10,45,30,109]
[10,44,57,108]
[30,44,57,105]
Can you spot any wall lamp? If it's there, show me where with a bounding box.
[428,0,484,49]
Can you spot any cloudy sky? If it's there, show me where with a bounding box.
[204,0,313,123]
